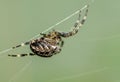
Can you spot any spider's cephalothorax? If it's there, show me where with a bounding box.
[8,5,89,58]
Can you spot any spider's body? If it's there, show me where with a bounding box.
[30,31,63,57]
[8,5,89,57]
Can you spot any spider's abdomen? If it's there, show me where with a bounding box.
[30,38,61,57]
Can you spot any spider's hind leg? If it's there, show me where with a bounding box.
[8,53,35,57]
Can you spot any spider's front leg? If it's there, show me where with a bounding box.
[59,5,89,38]
[8,53,35,57]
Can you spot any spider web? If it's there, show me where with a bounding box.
[4,0,120,81]
[8,61,32,82]
[1,4,89,82]
[3,1,95,82]
[49,67,108,82]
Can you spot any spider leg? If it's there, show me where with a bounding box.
[80,5,89,26]
[8,53,35,57]
[74,10,81,27]
[59,5,89,38]
[60,40,64,47]
[12,41,30,49]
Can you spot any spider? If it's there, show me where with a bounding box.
[8,5,89,58]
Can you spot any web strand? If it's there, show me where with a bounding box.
[8,61,32,82]
[0,48,12,55]
[0,5,88,55]
[28,4,88,41]
[50,67,108,81]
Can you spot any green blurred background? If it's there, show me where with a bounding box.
[0,0,120,82]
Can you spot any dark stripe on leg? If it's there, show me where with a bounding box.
[81,6,88,24]
[12,41,30,49]
[8,53,35,57]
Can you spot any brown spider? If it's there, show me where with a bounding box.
[8,5,89,58]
